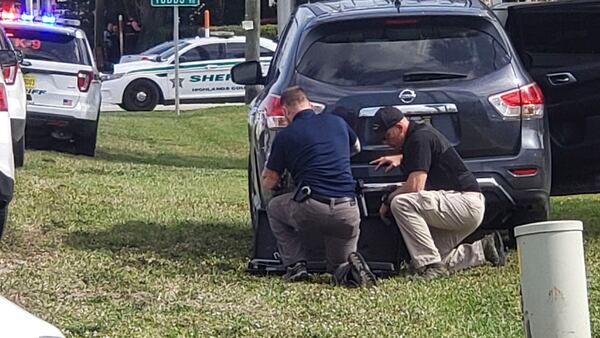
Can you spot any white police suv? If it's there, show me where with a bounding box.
[0,24,27,167]
[0,49,16,237]
[3,17,101,156]
[102,36,276,111]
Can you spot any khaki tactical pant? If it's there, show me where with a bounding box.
[389,190,486,272]
[268,192,361,272]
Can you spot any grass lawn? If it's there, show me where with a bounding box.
[1,106,598,337]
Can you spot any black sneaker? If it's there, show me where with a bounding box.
[283,261,309,282]
[482,231,507,267]
[347,252,377,287]
[410,262,449,281]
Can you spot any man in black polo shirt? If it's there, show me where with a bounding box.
[371,107,506,279]
[262,86,375,286]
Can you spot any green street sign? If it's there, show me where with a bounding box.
[151,0,200,7]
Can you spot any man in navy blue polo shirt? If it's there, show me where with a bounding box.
[262,86,375,286]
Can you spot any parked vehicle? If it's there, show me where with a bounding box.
[3,19,102,156]
[101,36,276,111]
[234,0,551,273]
[493,0,600,195]
[0,23,27,167]
[0,49,17,237]
[0,295,64,338]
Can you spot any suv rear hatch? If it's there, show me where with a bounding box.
[295,15,523,179]
[5,27,93,110]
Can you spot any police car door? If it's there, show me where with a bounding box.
[175,43,226,99]
[225,42,273,98]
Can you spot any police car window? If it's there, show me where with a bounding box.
[179,44,222,62]
[6,29,88,65]
[226,43,274,58]
[297,16,511,87]
[142,41,174,56]
[5,28,89,65]
[158,41,191,60]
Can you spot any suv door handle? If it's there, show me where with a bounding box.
[547,72,577,86]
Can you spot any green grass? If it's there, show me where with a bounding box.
[1,106,598,337]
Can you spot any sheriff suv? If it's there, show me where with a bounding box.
[0,49,18,237]
[3,20,101,156]
[233,0,552,274]
[0,24,27,167]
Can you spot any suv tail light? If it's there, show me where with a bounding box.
[0,83,8,111]
[2,64,18,85]
[261,94,326,129]
[77,71,93,92]
[489,83,544,119]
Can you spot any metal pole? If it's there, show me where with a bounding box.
[94,0,105,69]
[277,0,295,38]
[174,6,180,117]
[118,15,124,57]
[24,0,34,15]
[244,0,260,103]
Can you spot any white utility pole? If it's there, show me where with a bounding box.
[174,6,180,117]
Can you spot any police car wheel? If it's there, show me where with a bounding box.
[122,80,160,112]
[13,136,25,168]
[0,204,7,239]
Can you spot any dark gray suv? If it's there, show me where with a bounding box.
[233,0,551,274]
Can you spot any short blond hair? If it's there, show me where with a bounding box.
[280,86,308,108]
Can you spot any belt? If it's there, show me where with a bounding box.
[310,193,356,205]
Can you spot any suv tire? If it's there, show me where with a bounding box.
[77,123,99,157]
[0,204,7,239]
[122,80,160,112]
[13,136,24,168]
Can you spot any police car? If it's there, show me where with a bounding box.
[2,15,102,156]
[102,36,276,111]
[0,49,16,237]
[0,295,65,337]
[0,21,27,167]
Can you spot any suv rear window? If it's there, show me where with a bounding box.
[297,16,511,87]
[5,28,90,65]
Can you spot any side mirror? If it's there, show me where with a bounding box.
[14,50,24,63]
[231,61,266,85]
[0,50,18,68]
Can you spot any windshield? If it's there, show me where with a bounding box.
[142,41,177,56]
[297,16,511,87]
[158,41,191,60]
[5,27,90,65]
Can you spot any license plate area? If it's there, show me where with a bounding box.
[24,74,36,90]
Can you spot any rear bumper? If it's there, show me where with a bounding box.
[26,112,98,140]
[10,118,25,143]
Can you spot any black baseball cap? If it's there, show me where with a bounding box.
[372,106,405,136]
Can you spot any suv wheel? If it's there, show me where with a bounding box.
[122,80,160,111]
[76,122,99,157]
[248,158,259,229]
[13,136,24,168]
[0,204,7,239]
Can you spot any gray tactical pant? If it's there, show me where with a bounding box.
[389,190,486,272]
[267,192,361,272]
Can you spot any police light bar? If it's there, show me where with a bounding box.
[56,18,81,27]
[21,13,34,21]
[41,14,56,24]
